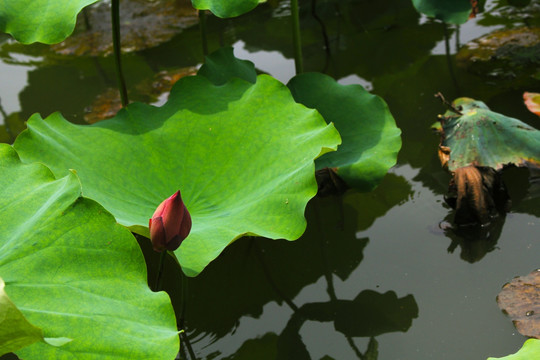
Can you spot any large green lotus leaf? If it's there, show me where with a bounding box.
[0,0,99,44]
[441,98,540,171]
[0,145,179,359]
[191,0,262,18]
[487,339,540,360]
[411,0,473,24]
[13,74,340,276]
[288,72,402,191]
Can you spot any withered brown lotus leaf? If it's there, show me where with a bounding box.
[497,269,540,339]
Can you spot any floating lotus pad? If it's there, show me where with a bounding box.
[496,269,540,339]
[13,74,341,276]
[191,0,263,18]
[411,0,474,24]
[439,98,540,172]
[0,145,179,359]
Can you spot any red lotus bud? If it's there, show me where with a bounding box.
[149,190,192,252]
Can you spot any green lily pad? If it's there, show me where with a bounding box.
[411,0,474,24]
[0,0,99,44]
[13,74,340,276]
[439,98,540,171]
[191,0,261,18]
[487,339,540,360]
[288,72,402,191]
[0,145,179,359]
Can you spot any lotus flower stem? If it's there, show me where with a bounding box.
[153,251,166,292]
[111,0,129,107]
[291,0,304,74]
[199,10,209,57]
[442,21,460,94]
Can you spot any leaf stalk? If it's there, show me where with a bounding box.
[291,0,304,74]
[111,0,129,107]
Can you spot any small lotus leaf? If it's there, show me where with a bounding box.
[288,72,402,191]
[191,0,261,18]
[411,0,474,24]
[0,0,99,44]
[487,339,540,360]
[496,269,540,339]
[0,145,179,359]
[439,98,540,171]
[13,74,341,276]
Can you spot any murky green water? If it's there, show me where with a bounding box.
[1,0,539,359]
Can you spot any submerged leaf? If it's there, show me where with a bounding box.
[13,74,341,276]
[0,145,179,359]
[497,269,540,339]
[456,27,540,84]
[439,97,540,172]
[52,0,198,56]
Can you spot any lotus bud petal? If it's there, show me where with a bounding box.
[149,190,192,252]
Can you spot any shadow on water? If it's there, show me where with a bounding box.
[155,176,417,359]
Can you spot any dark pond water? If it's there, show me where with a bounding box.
[1,0,539,359]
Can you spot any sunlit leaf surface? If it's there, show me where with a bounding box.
[13,74,340,276]
[497,269,540,339]
[288,73,402,191]
[439,98,540,171]
[0,0,98,44]
[0,145,179,359]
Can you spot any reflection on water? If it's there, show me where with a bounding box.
[1,0,539,359]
